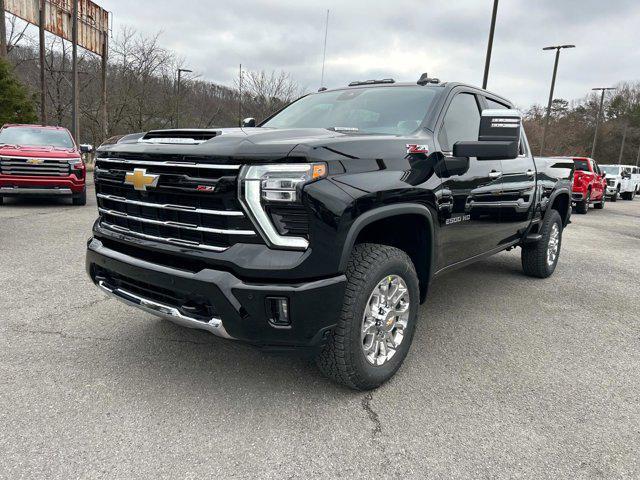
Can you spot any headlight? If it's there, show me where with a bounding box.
[239,163,327,249]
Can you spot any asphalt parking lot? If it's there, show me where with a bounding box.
[1,177,639,479]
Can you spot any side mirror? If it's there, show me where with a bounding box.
[242,117,256,128]
[80,144,93,154]
[453,109,522,160]
[453,140,519,160]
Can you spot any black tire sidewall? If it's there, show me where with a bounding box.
[346,255,419,388]
[541,211,563,276]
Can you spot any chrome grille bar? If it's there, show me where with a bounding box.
[98,208,255,236]
[96,158,241,170]
[96,193,244,216]
[101,222,228,252]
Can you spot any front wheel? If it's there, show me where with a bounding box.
[72,188,87,206]
[521,210,563,278]
[575,191,590,214]
[610,189,619,202]
[316,243,419,390]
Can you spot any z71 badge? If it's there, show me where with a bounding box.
[406,144,429,154]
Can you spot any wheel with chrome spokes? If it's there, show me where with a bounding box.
[316,243,419,390]
[361,275,410,366]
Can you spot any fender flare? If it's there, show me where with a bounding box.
[544,187,571,224]
[338,203,436,283]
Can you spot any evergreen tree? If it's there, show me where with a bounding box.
[0,58,37,125]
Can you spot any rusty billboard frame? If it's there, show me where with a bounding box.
[5,0,108,56]
[2,0,109,141]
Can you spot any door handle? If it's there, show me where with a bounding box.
[526,169,535,177]
[489,171,502,179]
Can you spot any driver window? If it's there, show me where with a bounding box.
[438,93,480,152]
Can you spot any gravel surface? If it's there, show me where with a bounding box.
[1,180,639,479]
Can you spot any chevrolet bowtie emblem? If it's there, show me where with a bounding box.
[26,158,45,165]
[124,168,160,191]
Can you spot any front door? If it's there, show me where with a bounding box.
[435,91,503,267]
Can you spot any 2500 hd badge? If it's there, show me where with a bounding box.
[87,74,572,390]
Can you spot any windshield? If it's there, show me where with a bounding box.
[0,127,75,149]
[262,86,438,135]
[600,165,620,175]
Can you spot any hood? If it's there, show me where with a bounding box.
[99,127,412,162]
[0,144,80,158]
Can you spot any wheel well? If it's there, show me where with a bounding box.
[353,214,431,303]
[551,193,570,226]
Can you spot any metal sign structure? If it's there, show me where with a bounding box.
[5,0,108,55]
[1,0,109,141]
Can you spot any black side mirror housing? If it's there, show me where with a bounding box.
[242,117,256,128]
[79,144,93,154]
[454,109,522,160]
[453,140,519,160]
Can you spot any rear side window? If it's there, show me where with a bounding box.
[438,93,480,151]
[574,160,590,172]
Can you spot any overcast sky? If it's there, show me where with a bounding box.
[101,0,639,108]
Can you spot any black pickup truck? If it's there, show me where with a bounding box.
[86,75,572,390]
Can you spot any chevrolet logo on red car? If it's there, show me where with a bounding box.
[26,158,45,165]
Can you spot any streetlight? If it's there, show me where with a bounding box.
[176,68,193,128]
[590,87,616,159]
[482,0,499,89]
[539,44,575,156]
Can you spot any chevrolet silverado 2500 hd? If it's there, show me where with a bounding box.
[86,76,572,390]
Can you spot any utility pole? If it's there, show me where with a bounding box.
[617,124,628,165]
[590,87,616,159]
[482,0,499,89]
[238,64,242,126]
[636,144,640,167]
[539,44,575,156]
[39,0,47,125]
[175,68,192,129]
[101,33,108,138]
[0,0,7,59]
[71,0,79,142]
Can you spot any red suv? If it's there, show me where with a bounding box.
[0,124,88,205]
[571,157,606,214]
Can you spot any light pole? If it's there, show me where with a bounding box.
[175,68,192,128]
[636,144,640,167]
[539,44,575,156]
[617,123,628,165]
[482,0,499,89]
[590,87,616,159]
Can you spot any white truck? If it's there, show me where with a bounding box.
[600,164,639,201]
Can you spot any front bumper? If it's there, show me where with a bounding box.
[0,174,85,195]
[606,187,618,196]
[86,238,346,350]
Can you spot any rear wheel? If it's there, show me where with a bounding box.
[72,188,87,206]
[316,243,419,390]
[522,210,563,279]
[575,191,590,214]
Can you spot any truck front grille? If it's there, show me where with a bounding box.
[95,154,261,252]
[607,179,616,187]
[0,156,71,176]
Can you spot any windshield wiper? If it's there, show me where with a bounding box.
[327,127,360,133]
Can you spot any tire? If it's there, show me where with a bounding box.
[0,196,3,205]
[575,191,590,214]
[610,188,618,202]
[521,210,563,279]
[72,188,87,206]
[621,191,631,201]
[316,243,420,390]
[594,192,605,209]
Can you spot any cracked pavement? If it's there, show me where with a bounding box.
[1,177,639,479]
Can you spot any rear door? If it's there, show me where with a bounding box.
[435,90,503,266]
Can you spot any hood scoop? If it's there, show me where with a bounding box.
[141,129,221,145]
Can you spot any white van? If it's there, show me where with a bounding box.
[600,164,639,201]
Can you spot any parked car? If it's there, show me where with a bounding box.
[569,157,606,213]
[600,164,639,201]
[86,76,572,390]
[0,124,90,205]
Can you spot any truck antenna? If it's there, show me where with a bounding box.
[320,9,330,88]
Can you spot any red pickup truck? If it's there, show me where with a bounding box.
[0,124,88,205]
[571,157,606,214]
